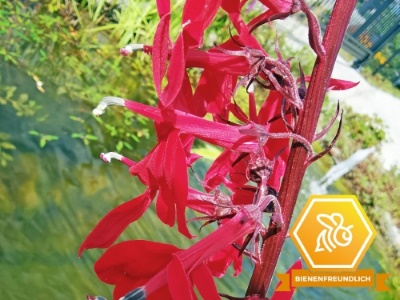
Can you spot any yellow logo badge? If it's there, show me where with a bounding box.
[291,195,376,272]
[276,195,390,292]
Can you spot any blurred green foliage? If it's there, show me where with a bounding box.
[0,133,15,167]
[29,130,59,148]
[318,101,399,298]
[0,81,41,117]
[361,67,400,98]
[0,0,315,163]
[318,101,398,220]
[0,0,161,159]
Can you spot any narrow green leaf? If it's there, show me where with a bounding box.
[71,133,82,138]
[116,141,123,152]
[39,139,46,148]
[85,134,98,140]
[0,142,16,150]
[123,142,133,150]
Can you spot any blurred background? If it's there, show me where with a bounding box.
[0,0,398,299]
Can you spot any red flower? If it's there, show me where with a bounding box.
[79,187,156,256]
[79,128,196,255]
[150,0,223,111]
[83,0,359,299]
[93,97,259,153]
[96,208,259,300]
[95,240,179,300]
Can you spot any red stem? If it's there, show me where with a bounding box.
[246,0,357,296]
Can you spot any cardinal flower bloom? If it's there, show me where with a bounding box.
[82,0,359,299]
[96,207,261,300]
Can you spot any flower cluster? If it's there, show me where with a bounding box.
[81,0,358,299]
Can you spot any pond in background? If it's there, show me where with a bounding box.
[0,60,389,299]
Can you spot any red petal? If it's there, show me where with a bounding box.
[186,48,249,74]
[270,258,303,300]
[268,155,286,191]
[248,88,258,122]
[161,34,186,107]
[143,45,249,74]
[152,13,171,97]
[227,102,250,123]
[94,240,179,284]
[204,149,235,191]
[187,188,217,216]
[156,187,173,226]
[123,99,259,153]
[206,244,243,278]
[221,0,265,50]
[191,263,220,300]
[114,277,173,300]
[129,145,160,186]
[148,287,173,300]
[113,277,147,300]
[327,78,360,90]
[149,140,167,183]
[231,187,255,206]
[194,70,236,120]
[182,0,223,47]
[164,130,192,238]
[173,73,203,115]
[257,90,283,125]
[248,10,280,29]
[167,256,194,300]
[304,76,359,90]
[259,0,293,13]
[78,189,155,256]
[156,0,170,17]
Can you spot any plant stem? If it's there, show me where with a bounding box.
[246,0,357,296]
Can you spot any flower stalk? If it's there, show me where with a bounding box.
[246,0,358,296]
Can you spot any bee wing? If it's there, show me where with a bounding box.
[316,213,338,228]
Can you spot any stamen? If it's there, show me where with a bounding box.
[93,96,125,116]
[119,287,146,300]
[100,152,123,163]
[247,82,254,93]
[120,44,145,56]
[182,20,191,28]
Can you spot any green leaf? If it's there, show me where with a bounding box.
[2,152,13,160]
[116,140,123,152]
[39,139,46,148]
[5,86,16,99]
[57,86,67,95]
[47,135,59,141]
[0,142,16,150]
[0,133,9,139]
[85,134,98,141]
[123,142,133,150]
[29,130,39,136]
[131,135,139,143]
[18,93,29,103]
[71,133,82,139]
[69,116,84,123]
